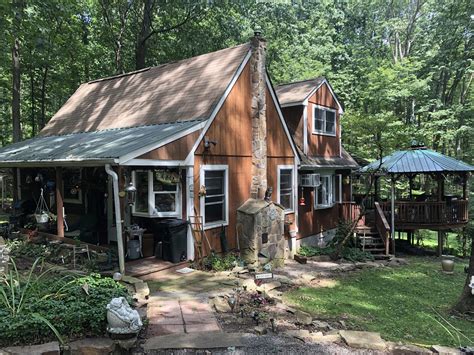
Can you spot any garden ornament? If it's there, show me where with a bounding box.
[106,297,143,335]
[469,276,474,295]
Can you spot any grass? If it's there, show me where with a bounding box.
[284,256,474,348]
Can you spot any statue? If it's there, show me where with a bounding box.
[106,297,143,335]
[264,187,273,202]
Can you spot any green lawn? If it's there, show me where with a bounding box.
[284,257,473,348]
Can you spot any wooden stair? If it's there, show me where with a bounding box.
[354,226,387,256]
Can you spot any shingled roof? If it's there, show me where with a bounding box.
[275,78,325,106]
[40,43,251,136]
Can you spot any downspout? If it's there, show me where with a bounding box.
[105,164,125,275]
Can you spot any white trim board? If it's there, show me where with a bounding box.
[122,159,186,167]
[184,49,253,165]
[199,164,229,230]
[277,164,296,214]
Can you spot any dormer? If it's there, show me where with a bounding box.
[276,78,344,158]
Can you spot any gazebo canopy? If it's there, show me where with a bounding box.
[360,146,474,175]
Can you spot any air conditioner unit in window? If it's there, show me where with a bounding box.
[299,173,321,187]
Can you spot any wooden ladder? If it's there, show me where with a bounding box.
[188,215,212,265]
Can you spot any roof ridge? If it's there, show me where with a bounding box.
[86,43,250,85]
[276,77,325,87]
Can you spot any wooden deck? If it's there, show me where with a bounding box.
[379,200,468,230]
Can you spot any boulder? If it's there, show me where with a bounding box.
[388,342,432,354]
[284,329,312,342]
[339,330,386,351]
[431,345,461,355]
[295,310,313,325]
[254,326,267,335]
[211,297,232,313]
[310,332,342,343]
[4,341,60,355]
[69,338,115,355]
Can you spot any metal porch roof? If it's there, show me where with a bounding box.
[0,120,203,167]
[360,148,474,174]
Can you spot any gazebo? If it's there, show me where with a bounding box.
[360,143,473,255]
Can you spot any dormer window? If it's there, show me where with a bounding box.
[313,105,336,136]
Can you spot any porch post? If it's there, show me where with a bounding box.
[186,166,195,261]
[56,167,64,238]
[462,173,468,200]
[390,177,396,255]
[437,175,443,256]
[374,176,379,202]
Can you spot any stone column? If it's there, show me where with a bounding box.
[250,31,267,200]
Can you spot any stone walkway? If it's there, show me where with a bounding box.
[146,296,221,337]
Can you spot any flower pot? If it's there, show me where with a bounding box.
[441,255,455,274]
[35,213,49,224]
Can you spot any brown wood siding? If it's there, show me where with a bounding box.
[137,130,201,160]
[307,83,340,157]
[280,106,304,150]
[193,62,296,256]
[297,187,339,239]
[266,88,294,158]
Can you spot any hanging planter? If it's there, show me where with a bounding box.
[34,188,50,224]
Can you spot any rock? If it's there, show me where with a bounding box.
[121,275,143,285]
[232,266,244,273]
[294,255,307,264]
[284,329,312,342]
[388,342,432,354]
[339,320,346,328]
[312,320,331,330]
[431,345,461,354]
[257,281,281,292]
[239,278,258,291]
[238,269,249,275]
[69,338,115,355]
[295,310,313,325]
[310,332,342,343]
[254,326,267,335]
[339,330,386,351]
[4,341,60,355]
[134,281,150,300]
[266,289,283,300]
[388,257,408,266]
[115,337,137,351]
[211,296,232,313]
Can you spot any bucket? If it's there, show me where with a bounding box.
[127,239,141,260]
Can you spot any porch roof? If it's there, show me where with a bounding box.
[0,120,203,167]
[360,147,474,175]
[298,146,359,170]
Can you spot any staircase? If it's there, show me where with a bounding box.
[353,202,391,258]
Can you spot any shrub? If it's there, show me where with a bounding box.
[298,245,335,257]
[201,252,240,272]
[0,259,129,346]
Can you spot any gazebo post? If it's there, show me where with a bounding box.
[437,175,444,256]
[56,167,64,238]
[374,176,379,202]
[462,173,468,200]
[390,177,396,255]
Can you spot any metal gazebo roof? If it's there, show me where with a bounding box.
[360,147,474,175]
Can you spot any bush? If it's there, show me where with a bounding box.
[0,260,129,346]
[298,245,335,257]
[201,252,240,272]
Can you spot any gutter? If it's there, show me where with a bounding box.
[105,164,125,275]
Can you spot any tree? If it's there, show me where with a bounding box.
[11,0,23,142]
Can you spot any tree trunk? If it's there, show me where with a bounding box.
[40,67,48,129]
[135,0,153,70]
[11,37,21,142]
[453,239,474,314]
[29,68,35,137]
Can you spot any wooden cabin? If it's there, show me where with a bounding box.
[0,34,299,272]
[276,79,359,248]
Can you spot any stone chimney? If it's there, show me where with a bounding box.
[250,30,267,199]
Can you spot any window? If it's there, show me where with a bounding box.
[278,166,295,212]
[132,169,180,217]
[200,165,228,228]
[314,174,336,209]
[313,105,336,136]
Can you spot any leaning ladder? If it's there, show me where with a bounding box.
[188,214,212,265]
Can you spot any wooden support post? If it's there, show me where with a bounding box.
[374,176,379,202]
[56,167,64,238]
[390,178,396,255]
[437,231,444,257]
[462,173,468,200]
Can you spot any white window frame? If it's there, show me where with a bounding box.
[314,174,336,209]
[312,104,337,137]
[277,165,295,213]
[200,165,229,230]
[132,170,181,218]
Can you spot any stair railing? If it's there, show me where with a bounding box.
[374,202,390,255]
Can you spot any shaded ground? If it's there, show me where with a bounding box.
[285,256,473,348]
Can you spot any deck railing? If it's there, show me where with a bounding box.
[338,201,365,226]
[379,200,468,227]
[374,202,390,255]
